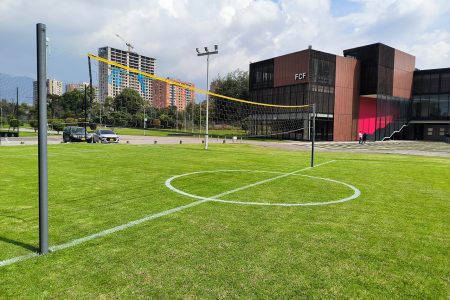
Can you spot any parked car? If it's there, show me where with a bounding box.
[93,129,120,143]
[63,126,93,143]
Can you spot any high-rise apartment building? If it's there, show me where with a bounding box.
[66,82,99,100]
[66,82,89,92]
[152,78,195,111]
[33,79,63,107]
[98,47,155,104]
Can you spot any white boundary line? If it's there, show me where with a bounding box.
[0,160,338,268]
[0,199,208,267]
[165,161,361,206]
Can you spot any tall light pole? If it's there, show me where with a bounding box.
[196,45,218,150]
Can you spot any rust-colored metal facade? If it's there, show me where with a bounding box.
[247,43,445,141]
[333,57,360,141]
[393,49,415,99]
[273,50,310,87]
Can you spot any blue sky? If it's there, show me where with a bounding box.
[0,0,449,99]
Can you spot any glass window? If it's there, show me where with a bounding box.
[430,95,440,118]
[440,73,450,93]
[420,97,429,118]
[430,74,440,93]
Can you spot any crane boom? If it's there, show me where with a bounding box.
[115,33,134,52]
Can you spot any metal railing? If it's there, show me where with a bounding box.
[381,123,409,141]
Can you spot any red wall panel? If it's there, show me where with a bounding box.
[358,97,377,135]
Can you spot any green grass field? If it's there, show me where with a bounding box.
[0,143,449,298]
[101,126,246,137]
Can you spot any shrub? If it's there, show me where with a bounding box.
[29,120,38,132]
[89,123,97,130]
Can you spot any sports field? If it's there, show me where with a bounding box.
[0,143,449,298]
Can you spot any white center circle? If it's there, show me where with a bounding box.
[165,170,361,206]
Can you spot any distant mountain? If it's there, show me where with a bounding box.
[0,73,34,104]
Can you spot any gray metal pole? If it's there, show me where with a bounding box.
[37,23,49,254]
[16,87,19,135]
[205,54,209,149]
[84,86,87,140]
[196,46,218,148]
[311,103,316,168]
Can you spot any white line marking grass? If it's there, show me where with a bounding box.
[0,160,337,267]
[165,160,360,206]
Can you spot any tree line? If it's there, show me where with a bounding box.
[0,69,250,132]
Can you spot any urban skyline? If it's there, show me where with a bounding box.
[1,0,449,104]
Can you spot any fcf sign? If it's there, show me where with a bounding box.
[294,73,307,80]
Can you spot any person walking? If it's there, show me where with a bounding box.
[358,131,363,144]
[362,132,367,144]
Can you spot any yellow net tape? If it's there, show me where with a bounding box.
[88,53,310,109]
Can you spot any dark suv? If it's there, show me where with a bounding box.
[63,126,93,143]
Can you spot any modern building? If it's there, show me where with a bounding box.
[66,82,99,100]
[98,46,155,105]
[249,43,450,141]
[66,82,89,93]
[152,78,195,111]
[33,79,63,107]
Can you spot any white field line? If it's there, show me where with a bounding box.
[210,161,335,200]
[0,253,39,268]
[165,160,361,207]
[0,199,208,267]
[0,160,334,267]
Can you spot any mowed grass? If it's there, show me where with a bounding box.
[104,126,246,137]
[0,143,449,298]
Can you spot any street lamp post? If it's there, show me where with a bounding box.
[196,45,218,150]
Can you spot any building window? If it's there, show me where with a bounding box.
[440,128,445,136]
[427,128,433,136]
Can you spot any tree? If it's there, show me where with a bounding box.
[210,69,250,127]
[211,69,249,100]
[62,90,85,117]
[48,94,64,119]
[30,119,38,132]
[8,118,19,130]
[159,114,170,128]
[113,88,144,115]
[50,119,64,134]
[104,96,114,113]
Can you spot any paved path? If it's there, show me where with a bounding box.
[1,135,449,158]
[262,140,450,158]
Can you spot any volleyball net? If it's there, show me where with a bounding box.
[88,53,314,139]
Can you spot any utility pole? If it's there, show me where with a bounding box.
[196,45,218,149]
[143,101,146,136]
[16,87,19,135]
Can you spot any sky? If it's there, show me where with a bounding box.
[0,0,449,99]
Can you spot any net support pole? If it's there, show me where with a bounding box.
[37,23,49,255]
[84,86,87,140]
[311,103,316,168]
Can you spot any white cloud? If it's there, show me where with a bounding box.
[0,0,449,92]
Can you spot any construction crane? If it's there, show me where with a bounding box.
[115,33,134,52]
